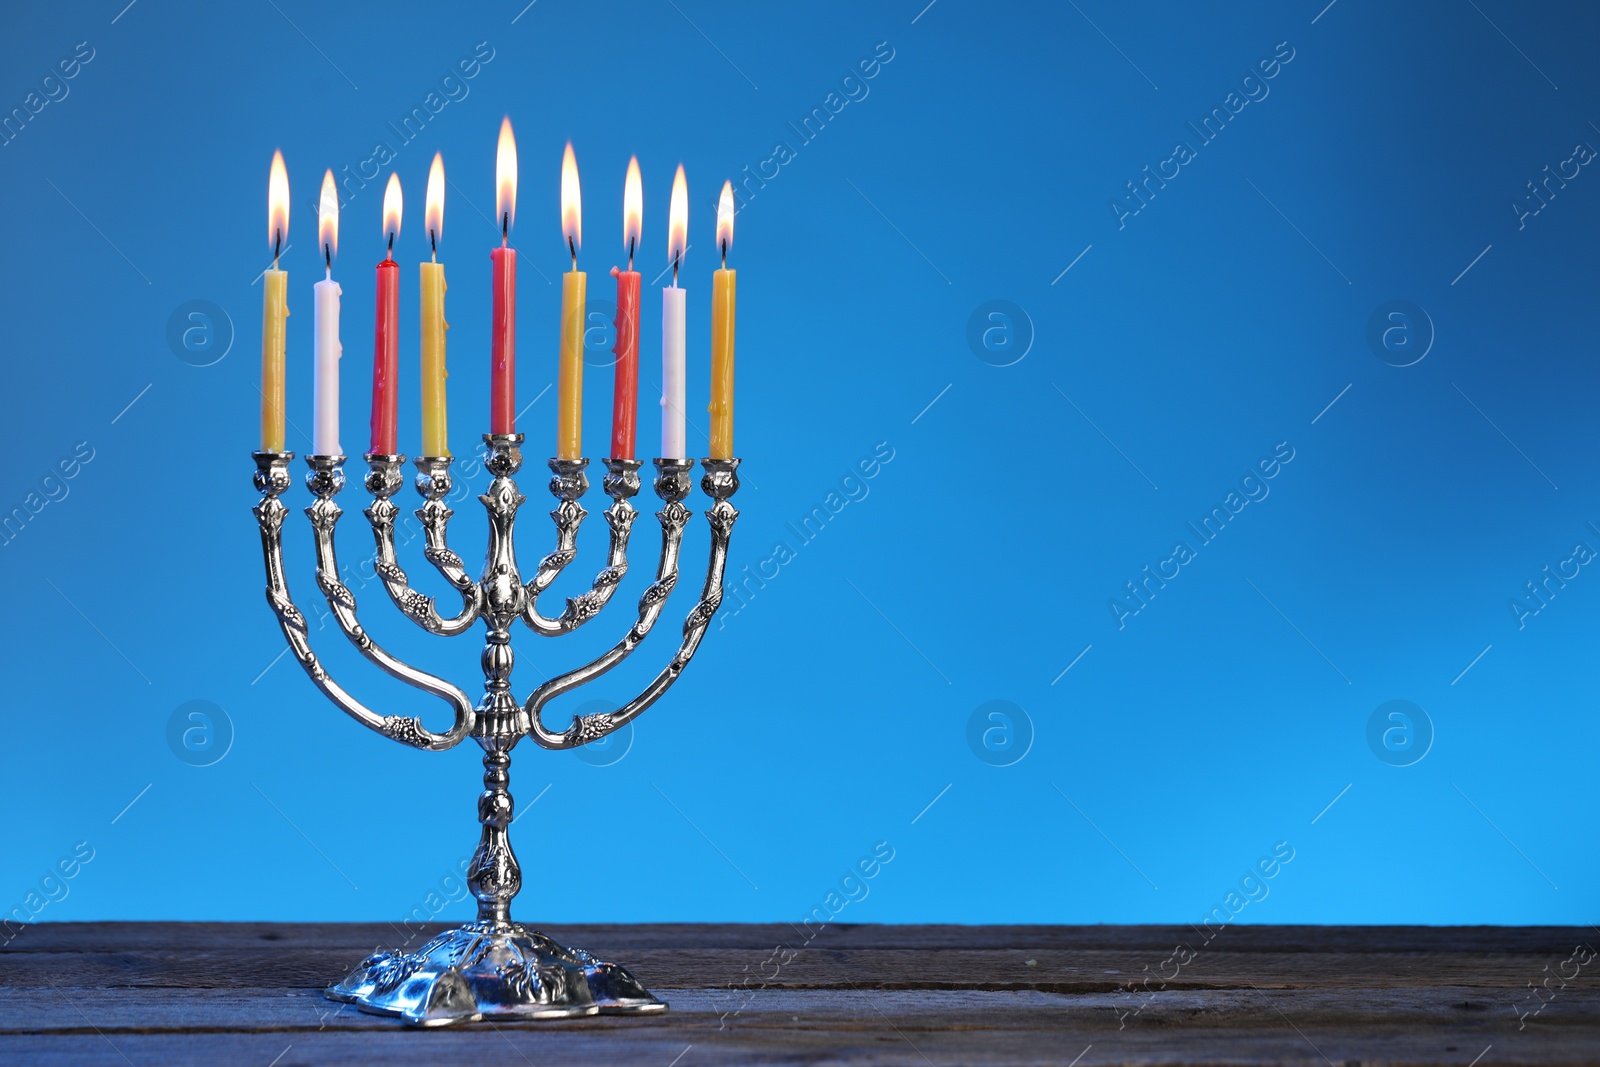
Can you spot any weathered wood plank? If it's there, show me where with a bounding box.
[0,985,1592,1032]
[0,1022,1594,1067]
[9,920,1593,955]
[1,923,1593,1066]
[0,946,1581,992]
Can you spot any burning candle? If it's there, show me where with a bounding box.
[313,171,342,456]
[709,181,736,460]
[369,173,401,456]
[421,153,449,457]
[491,117,518,435]
[557,143,585,460]
[609,156,642,461]
[261,150,290,452]
[661,164,688,460]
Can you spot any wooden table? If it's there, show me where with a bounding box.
[2,922,1595,1064]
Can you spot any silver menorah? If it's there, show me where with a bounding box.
[250,433,740,1026]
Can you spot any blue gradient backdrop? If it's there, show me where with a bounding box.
[1,0,1596,929]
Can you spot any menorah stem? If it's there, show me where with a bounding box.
[475,434,532,738]
[467,741,519,926]
[465,433,530,925]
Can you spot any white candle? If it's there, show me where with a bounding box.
[661,285,685,459]
[313,276,342,455]
[313,170,342,456]
[661,164,688,459]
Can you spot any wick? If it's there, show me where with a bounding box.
[387,231,394,257]
[628,234,635,273]
[324,243,331,272]
[430,228,437,262]
[501,211,509,243]
[721,238,727,270]
[568,234,577,272]
[672,249,680,288]
[273,229,282,272]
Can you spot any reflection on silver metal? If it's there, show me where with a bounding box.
[251,440,741,1025]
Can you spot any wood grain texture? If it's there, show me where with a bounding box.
[1,923,1594,1065]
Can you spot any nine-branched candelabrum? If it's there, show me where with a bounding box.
[251,433,740,1026]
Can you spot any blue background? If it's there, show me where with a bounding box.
[1,0,1596,930]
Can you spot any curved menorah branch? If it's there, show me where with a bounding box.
[363,455,483,637]
[512,457,588,627]
[252,451,473,752]
[519,461,693,735]
[524,458,739,750]
[521,457,643,636]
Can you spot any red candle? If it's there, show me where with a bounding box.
[491,117,518,435]
[609,157,643,460]
[491,244,516,434]
[610,268,639,459]
[369,175,402,455]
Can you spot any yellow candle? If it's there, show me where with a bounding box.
[420,261,448,456]
[558,269,585,459]
[421,151,449,457]
[557,142,584,460]
[709,270,734,459]
[261,269,288,452]
[260,149,290,452]
[708,181,736,460]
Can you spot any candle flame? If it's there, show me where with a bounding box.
[496,117,517,235]
[623,156,642,256]
[716,180,734,259]
[425,152,445,249]
[267,150,289,254]
[561,141,581,254]
[382,173,402,251]
[318,169,338,264]
[667,164,688,272]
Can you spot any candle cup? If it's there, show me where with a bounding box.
[363,453,405,500]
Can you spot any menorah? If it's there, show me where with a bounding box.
[250,434,740,1026]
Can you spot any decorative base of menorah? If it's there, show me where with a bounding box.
[325,920,667,1026]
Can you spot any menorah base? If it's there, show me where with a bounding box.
[325,921,668,1026]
